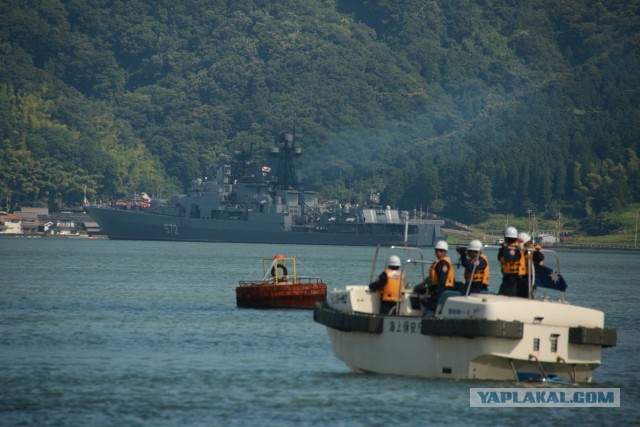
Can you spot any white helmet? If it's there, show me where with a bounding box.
[388,255,401,268]
[434,240,449,251]
[504,226,518,239]
[518,232,531,245]
[468,239,483,252]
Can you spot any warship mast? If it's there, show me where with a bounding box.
[270,132,302,190]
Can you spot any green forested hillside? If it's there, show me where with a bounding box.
[1,0,638,233]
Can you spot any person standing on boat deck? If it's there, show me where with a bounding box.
[519,232,544,266]
[414,240,455,311]
[458,239,490,293]
[497,226,526,297]
[369,255,404,315]
[518,232,544,298]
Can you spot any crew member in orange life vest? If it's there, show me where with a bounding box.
[414,240,455,311]
[369,255,404,314]
[498,226,526,297]
[517,232,544,298]
[519,232,544,266]
[458,239,490,293]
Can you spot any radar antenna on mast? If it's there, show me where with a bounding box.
[270,132,302,190]
[233,142,256,182]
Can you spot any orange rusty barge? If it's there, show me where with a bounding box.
[236,254,327,309]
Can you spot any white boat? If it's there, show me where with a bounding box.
[313,245,617,383]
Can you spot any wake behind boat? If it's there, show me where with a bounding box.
[313,245,617,383]
[85,133,445,246]
[236,254,326,309]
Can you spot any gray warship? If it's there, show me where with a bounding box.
[85,133,445,246]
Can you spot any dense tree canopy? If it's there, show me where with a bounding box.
[0,0,638,232]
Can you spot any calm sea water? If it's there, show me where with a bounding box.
[1,238,638,426]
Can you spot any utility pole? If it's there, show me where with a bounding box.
[635,212,638,249]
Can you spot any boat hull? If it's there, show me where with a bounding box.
[85,206,442,246]
[236,282,327,309]
[325,323,600,382]
[314,296,616,383]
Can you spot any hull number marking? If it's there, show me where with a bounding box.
[163,224,179,234]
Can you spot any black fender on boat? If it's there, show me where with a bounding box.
[313,302,384,333]
[313,303,523,338]
[568,326,617,347]
[421,318,524,339]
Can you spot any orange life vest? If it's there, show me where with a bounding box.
[464,253,490,285]
[499,243,526,275]
[429,257,455,288]
[381,268,404,302]
[525,244,544,268]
